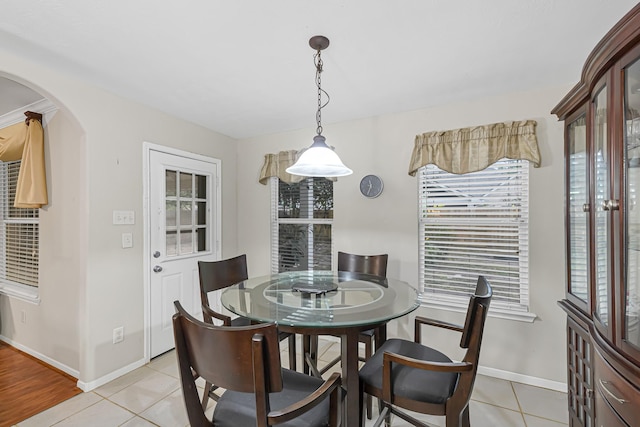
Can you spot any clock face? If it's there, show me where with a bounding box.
[359,175,383,198]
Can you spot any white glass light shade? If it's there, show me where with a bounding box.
[286,135,353,177]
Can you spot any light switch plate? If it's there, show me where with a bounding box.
[113,210,135,225]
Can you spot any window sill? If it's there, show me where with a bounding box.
[420,299,537,323]
[0,282,40,304]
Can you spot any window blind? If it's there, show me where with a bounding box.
[418,159,529,312]
[0,161,39,287]
[271,177,333,273]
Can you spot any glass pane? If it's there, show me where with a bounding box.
[279,224,308,271]
[277,223,332,272]
[180,201,192,225]
[180,172,192,198]
[166,231,177,256]
[568,115,589,303]
[196,201,207,225]
[195,174,207,199]
[196,227,206,252]
[278,178,333,219]
[166,201,176,227]
[594,86,610,326]
[166,170,177,197]
[312,224,332,269]
[625,58,640,348]
[180,230,193,254]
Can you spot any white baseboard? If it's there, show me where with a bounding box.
[0,335,146,392]
[0,334,79,378]
[76,358,146,392]
[478,365,567,393]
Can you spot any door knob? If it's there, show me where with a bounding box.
[153,265,163,273]
[153,251,161,258]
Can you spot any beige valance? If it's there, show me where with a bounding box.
[259,150,338,184]
[408,120,541,176]
[0,113,48,208]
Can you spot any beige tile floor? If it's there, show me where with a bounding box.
[16,338,569,427]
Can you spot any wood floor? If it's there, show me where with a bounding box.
[0,341,82,427]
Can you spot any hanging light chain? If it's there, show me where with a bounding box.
[314,50,330,136]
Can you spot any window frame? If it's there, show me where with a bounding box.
[0,160,40,303]
[417,159,536,322]
[270,176,333,273]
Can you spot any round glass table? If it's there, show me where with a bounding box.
[221,270,420,426]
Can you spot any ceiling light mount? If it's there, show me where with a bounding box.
[286,35,353,178]
[309,35,330,51]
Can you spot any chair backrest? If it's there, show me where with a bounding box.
[173,301,283,426]
[198,254,248,319]
[337,251,388,278]
[455,276,492,408]
[460,275,492,350]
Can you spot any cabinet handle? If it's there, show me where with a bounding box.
[602,199,620,211]
[598,379,628,404]
[582,203,590,213]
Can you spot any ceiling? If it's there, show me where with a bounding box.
[0,0,637,139]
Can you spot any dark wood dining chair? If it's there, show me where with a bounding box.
[359,276,492,427]
[198,254,297,409]
[172,301,342,427]
[307,251,388,419]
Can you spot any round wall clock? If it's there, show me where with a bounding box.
[359,174,384,198]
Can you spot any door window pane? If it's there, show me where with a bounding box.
[166,231,177,256]
[180,172,192,197]
[180,230,193,254]
[195,174,207,199]
[180,201,192,225]
[164,169,209,257]
[166,201,176,227]
[166,170,177,197]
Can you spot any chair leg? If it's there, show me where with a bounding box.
[201,381,212,410]
[365,335,373,419]
[445,404,470,427]
[288,334,297,371]
[461,405,470,427]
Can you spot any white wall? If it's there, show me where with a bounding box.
[237,84,570,384]
[0,48,239,384]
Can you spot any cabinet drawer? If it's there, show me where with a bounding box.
[594,349,640,426]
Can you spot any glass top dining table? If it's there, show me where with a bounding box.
[221,270,420,426]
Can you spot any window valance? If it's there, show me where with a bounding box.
[0,113,48,208]
[259,150,337,184]
[408,120,541,176]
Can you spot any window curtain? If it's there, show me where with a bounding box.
[0,114,48,208]
[408,120,541,176]
[259,150,337,184]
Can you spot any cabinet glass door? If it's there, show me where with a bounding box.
[624,58,640,350]
[593,86,611,328]
[567,114,589,306]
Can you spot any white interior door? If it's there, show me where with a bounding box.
[148,148,220,358]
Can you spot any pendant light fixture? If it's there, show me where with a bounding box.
[286,36,353,177]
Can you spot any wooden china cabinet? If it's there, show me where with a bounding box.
[552,4,640,427]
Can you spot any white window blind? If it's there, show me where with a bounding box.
[0,161,39,288]
[418,159,529,313]
[271,177,333,273]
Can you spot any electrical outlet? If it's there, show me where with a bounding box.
[113,326,124,344]
[122,233,133,248]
